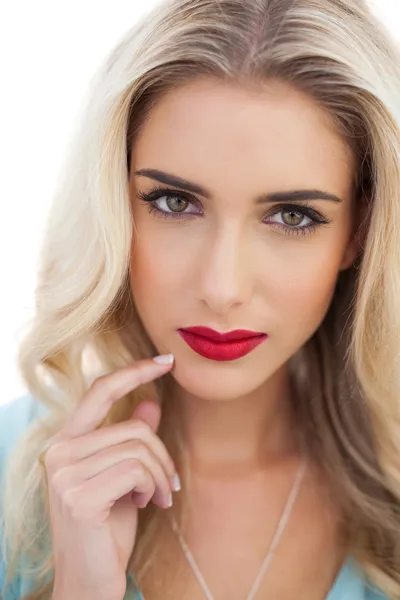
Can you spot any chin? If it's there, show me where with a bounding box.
[168,354,274,402]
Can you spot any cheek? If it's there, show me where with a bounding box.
[270,245,344,339]
[129,228,187,322]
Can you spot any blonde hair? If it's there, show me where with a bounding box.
[2,0,400,598]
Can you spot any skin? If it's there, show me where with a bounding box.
[128,77,362,599]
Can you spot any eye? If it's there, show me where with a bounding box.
[152,194,199,215]
[138,187,331,238]
[137,187,201,219]
[263,203,331,237]
[271,208,311,228]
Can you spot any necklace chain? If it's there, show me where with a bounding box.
[168,456,307,600]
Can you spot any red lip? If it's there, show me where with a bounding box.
[177,327,268,361]
[179,326,266,342]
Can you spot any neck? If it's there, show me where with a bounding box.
[169,362,300,478]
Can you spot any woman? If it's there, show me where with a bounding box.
[1,0,399,598]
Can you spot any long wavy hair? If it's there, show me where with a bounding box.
[2,0,400,598]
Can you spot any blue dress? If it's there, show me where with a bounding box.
[0,394,388,599]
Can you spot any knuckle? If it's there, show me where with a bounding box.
[60,485,100,521]
[130,419,152,437]
[128,438,146,455]
[89,376,103,396]
[61,485,83,514]
[44,442,65,469]
[90,375,109,395]
[49,467,71,496]
[92,373,107,388]
[129,458,148,479]
[91,376,121,403]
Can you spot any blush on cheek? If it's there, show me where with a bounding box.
[132,227,197,290]
[293,276,339,329]
[130,240,183,323]
[275,257,340,319]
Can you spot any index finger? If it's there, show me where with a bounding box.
[58,355,174,439]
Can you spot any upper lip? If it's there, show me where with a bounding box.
[178,326,267,342]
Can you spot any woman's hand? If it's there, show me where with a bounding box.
[42,355,178,600]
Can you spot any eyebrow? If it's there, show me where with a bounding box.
[134,168,343,204]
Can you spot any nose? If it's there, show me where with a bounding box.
[197,226,252,315]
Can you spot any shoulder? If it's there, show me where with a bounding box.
[365,582,390,600]
[0,393,47,599]
[352,557,390,600]
[327,555,389,600]
[0,392,41,433]
[365,587,389,599]
[0,393,42,465]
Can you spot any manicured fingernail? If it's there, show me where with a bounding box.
[172,473,181,492]
[167,493,173,508]
[153,353,174,365]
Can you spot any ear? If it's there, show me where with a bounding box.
[339,236,360,271]
[339,200,370,271]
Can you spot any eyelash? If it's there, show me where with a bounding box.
[137,186,332,238]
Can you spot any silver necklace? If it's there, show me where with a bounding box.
[168,456,307,600]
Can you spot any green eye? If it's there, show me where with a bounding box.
[165,196,190,212]
[138,186,331,238]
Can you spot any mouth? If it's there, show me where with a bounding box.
[177,326,268,362]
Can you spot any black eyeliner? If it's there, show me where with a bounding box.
[137,185,332,237]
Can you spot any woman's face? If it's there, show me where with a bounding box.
[129,77,359,401]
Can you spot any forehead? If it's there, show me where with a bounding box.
[132,77,355,195]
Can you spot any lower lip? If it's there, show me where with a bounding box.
[177,330,268,361]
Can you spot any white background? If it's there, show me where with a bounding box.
[0,1,398,405]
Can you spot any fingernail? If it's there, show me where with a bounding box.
[172,473,181,492]
[153,353,174,365]
[166,493,173,508]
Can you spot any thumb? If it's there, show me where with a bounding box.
[131,400,162,432]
